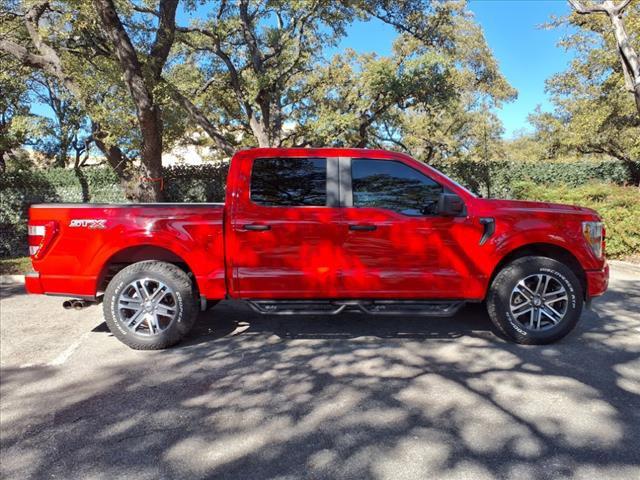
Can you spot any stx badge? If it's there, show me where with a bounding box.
[69,219,107,229]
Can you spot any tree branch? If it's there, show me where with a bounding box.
[568,0,610,14]
[163,79,236,155]
[614,0,634,14]
[148,0,178,80]
[0,39,50,70]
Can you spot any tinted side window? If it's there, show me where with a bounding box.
[251,158,327,206]
[352,159,443,215]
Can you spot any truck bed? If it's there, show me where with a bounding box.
[27,203,227,299]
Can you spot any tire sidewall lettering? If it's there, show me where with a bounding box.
[540,267,577,308]
[110,280,130,336]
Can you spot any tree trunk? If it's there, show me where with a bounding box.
[570,0,640,116]
[609,7,640,116]
[55,140,69,168]
[93,0,165,202]
[249,115,271,147]
[136,105,164,202]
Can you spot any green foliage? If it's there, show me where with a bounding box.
[518,4,640,175]
[429,158,637,198]
[0,56,32,165]
[162,164,229,203]
[0,164,227,257]
[510,182,640,259]
[0,256,32,275]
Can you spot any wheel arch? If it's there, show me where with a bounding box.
[489,243,587,298]
[97,245,199,295]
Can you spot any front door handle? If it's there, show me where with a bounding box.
[243,223,271,231]
[349,224,377,231]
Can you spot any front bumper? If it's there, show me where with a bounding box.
[586,261,609,299]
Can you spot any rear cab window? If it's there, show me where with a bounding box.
[251,158,327,207]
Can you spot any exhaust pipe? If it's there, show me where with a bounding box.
[63,299,90,310]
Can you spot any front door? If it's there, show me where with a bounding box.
[229,156,343,298]
[339,157,470,298]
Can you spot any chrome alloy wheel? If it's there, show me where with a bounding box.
[117,278,178,336]
[509,274,568,331]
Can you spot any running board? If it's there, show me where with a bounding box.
[247,300,465,317]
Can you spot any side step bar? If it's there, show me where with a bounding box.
[247,300,465,317]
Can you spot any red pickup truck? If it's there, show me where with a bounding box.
[25,148,609,349]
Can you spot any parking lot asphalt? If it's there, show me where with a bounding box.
[1,265,639,480]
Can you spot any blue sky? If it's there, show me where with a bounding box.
[338,0,574,138]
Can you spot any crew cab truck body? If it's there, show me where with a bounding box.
[25,148,609,349]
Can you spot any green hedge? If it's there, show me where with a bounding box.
[429,159,638,198]
[0,164,229,257]
[510,182,640,259]
[1,159,637,258]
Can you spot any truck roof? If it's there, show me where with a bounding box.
[235,147,411,160]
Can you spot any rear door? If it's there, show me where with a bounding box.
[229,156,344,298]
[339,157,470,298]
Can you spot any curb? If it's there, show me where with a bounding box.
[609,260,640,275]
[0,275,25,285]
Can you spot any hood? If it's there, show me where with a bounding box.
[478,198,600,217]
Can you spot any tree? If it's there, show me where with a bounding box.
[91,0,179,200]
[0,55,31,171]
[27,75,87,168]
[568,0,640,115]
[0,0,182,200]
[168,0,513,153]
[523,1,640,182]
[2,0,516,189]
[168,0,358,150]
[296,7,515,160]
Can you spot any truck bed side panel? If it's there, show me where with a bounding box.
[28,204,226,299]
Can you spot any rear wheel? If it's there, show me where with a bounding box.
[103,261,198,350]
[487,256,583,344]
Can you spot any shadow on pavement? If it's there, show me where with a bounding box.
[0,283,25,301]
[1,280,639,479]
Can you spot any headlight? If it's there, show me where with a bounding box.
[582,221,604,259]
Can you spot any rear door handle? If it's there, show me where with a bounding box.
[349,224,377,231]
[243,224,271,231]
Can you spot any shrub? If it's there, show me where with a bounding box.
[510,181,640,259]
[429,159,638,198]
[0,164,228,257]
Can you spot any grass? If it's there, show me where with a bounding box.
[0,257,32,275]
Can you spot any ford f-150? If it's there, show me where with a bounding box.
[25,148,609,349]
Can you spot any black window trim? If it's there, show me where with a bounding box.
[249,156,340,208]
[342,157,460,216]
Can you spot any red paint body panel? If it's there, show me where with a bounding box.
[28,204,226,299]
[26,148,608,302]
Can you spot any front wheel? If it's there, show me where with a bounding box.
[487,256,583,345]
[103,261,198,350]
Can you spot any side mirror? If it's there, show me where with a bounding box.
[437,193,465,216]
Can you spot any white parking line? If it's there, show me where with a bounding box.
[48,331,91,366]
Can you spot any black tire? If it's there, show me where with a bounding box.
[103,261,198,350]
[487,256,583,345]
